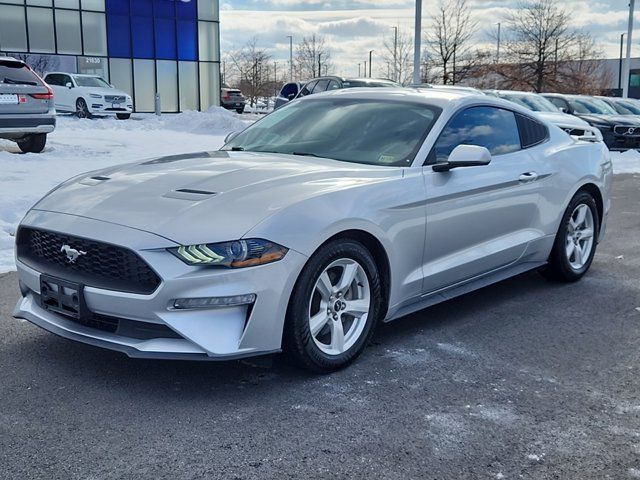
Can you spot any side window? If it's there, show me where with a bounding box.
[432,106,521,163]
[327,80,340,90]
[44,74,59,85]
[311,79,330,93]
[298,81,318,97]
[516,113,549,149]
[61,75,72,86]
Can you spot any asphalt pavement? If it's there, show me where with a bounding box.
[1,174,639,480]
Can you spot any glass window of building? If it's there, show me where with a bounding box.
[133,59,156,111]
[27,7,56,53]
[55,9,82,55]
[81,11,107,55]
[55,0,80,8]
[179,61,198,111]
[198,21,219,62]
[200,62,220,109]
[81,0,105,11]
[198,0,218,20]
[156,60,178,112]
[0,6,28,52]
[27,0,53,6]
[109,58,133,96]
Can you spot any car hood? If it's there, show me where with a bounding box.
[32,151,398,246]
[83,86,129,97]
[575,113,640,126]
[536,111,589,128]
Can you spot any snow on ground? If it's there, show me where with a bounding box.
[0,107,254,272]
[0,115,639,273]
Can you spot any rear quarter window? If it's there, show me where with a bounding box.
[516,114,549,148]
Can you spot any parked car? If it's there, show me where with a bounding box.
[490,90,602,142]
[596,96,640,118]
[0,57,55,153]
[274,81,304,110]
[221,87,246,113]
[44,72,132,119]
[14,88,612,372]
[542,93,640,151]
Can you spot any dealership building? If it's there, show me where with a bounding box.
[0,0,221,112]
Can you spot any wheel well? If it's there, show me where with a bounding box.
[577,183,604,229]
[322,229,391,317]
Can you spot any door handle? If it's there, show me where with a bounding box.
[519,172,538,183]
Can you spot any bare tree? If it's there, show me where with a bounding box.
[498,0,576,93]
[295,35,333,79]
[424,0,477,85]
[557,33,613,94]
[379,27,414,84]
[227,37,273,106]
[12,53,59,76]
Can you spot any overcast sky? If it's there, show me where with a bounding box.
[219,1,638,78]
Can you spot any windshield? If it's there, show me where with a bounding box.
[74,76,111,88]
[611,99,640,115]
[569,97,617,115]
[223,98,440,166]
[342,80,398,88]
[502,93,559,112]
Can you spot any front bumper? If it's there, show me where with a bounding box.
[87,102,133,115]
[13,210,308,361]
[601,131,640,151]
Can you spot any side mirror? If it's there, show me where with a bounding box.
[224,131,239,143]
[65,82,73,89]
[432,145,492,172]
[558,107,567,113]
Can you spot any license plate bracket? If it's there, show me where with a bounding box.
[39,275,85,320]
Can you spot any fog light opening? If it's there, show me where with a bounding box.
[172,294,257,310]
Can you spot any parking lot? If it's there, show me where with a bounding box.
[0,173,637,479]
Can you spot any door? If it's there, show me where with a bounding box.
[422,106,543,293]
[50,74,74,112]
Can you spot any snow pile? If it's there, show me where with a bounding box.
[610,150,640,174]
[0,110,252,272]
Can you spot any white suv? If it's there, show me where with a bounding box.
[43,72,133,120]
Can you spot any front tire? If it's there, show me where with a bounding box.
[75,98,91,119]
[283,239,383,373]
[116,113,131,120]
[17,133,47,153]
[540,191,599,282]
[236,107,245,114]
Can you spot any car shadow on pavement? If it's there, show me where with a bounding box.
[3,269,563,398]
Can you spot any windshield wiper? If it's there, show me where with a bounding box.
[230,146,244,151]
[3,77,38,86]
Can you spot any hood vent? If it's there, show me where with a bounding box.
[163,188,217,201]
[79,175,111,186]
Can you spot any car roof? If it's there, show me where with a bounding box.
[45,72,101,77]
[0,56,19,62]
[495,90,542,96]
[302,87,532,114]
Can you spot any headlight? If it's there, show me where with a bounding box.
[169,239,288,268]
[89,93,102,99]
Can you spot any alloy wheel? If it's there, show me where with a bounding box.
[565,203,595,270]
[308,258,371,356]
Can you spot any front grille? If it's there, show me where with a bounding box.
[105,95,126,103]
[613,125,640,136]
[17,227,161,294]
[564,128,586,136]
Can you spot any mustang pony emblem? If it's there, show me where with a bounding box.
[60,244,87,263]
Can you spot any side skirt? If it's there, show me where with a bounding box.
[384,260,546,323]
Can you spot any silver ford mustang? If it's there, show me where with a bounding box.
[13,89,613,372]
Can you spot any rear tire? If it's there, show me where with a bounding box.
[540,191,599,282]
[283,239,383,373]
[75,98,91,119]
[236,107,245,114]
[17,133,47,153]
[116,113,131,120]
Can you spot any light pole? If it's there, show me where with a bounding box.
[494,22,501,89]
[393,26,398,82]
[619,33,626,92]
[413,0,422,84]
[286,35,293,81]
[358,63,361,77]
[369,50,374,77]
[623,0,635,98]
[364,60,367,77]
[318,53,322,77]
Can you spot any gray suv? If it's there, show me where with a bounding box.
[0,57,56,153]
